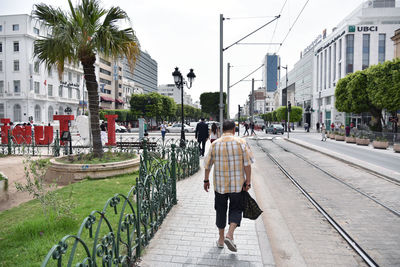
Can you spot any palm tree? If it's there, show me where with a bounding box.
[33,0,140,157]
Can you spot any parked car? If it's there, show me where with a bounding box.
[206,121,220,129]
[166,123,195,133]
[266,124,284,134]
[115,124,127,133]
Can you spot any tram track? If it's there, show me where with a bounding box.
[253,136,399,267]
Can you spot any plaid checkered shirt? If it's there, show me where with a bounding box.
[204,133,255,194]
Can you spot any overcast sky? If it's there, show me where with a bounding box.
[2,0,363,117]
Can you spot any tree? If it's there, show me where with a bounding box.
[275,106,302,123]
[200,92,226,121]
[33,0,140,157]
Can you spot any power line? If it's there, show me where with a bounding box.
[230,64,264,89]
[226,16,278,20]
[277,0,310,53]
[269,0,288,53]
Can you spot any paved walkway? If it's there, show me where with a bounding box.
[139,160,275,267]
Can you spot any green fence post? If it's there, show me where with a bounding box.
[171,144,177,205]
[53,130,60,157]
[7,130,11,155]
[142,139,148,169]
[135,176,141,259]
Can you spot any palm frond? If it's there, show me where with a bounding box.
[33,3,68,27]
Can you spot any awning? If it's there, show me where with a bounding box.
[115,98,124,104]
[100,95,114,102]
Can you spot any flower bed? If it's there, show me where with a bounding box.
[372,140,389,149]
[335,135,345,141]
[356,138,370,146]
[345,136,356,143]
[394,144,400,153]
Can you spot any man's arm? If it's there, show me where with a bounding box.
[204,168,211,192]
[244,165,251,191]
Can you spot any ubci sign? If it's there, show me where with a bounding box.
[348,25,378,32]
[0,114,118,146]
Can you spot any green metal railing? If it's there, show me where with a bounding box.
[41,140,199,266]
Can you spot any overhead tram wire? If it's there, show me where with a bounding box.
[226,16,279,20]
[229,64,264,89]
[277,0,310,53]
[269,0,288,53]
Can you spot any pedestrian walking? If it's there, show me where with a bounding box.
[321,123,327,141]
[195,118,209,157]
[304,122,309,132]
[316,122,320,133]
[204,120,255,252]
[250,122,256,136]
[243,122,249,136]
[210,123,220,143]
[330,122,335,132]
[160,121,167,141]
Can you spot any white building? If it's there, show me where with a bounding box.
[313,0,400,128]
[0,14,86,123]
[158,84,194,106]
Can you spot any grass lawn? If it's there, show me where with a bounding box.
[0,172,138,267]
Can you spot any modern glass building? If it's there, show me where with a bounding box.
[122,50,158,93]
[262,54,280,92]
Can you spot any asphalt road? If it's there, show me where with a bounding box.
[282,132,400,173]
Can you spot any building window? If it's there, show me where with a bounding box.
[333,43,336,82]
[34,105,41,122]
[346,34,354,74]
[325,96,331,105]
[0,42,2,53]
[48,67,52,77]
[362,34,370,70]
[48,106,54,122]
[58,85,63,97]
[328,47,331,87]
[14,80,20,93]
[34,61,40,73]
[0,103,4,119]
[33,27,39,35]
[13,41,19,52]
[0,25,2,32]
[339,39,342,61]
[76,74,81,84]
[100,68,111,75]
[0,81,4,93]
[13,60,19,71]
[76,89,80,99]
[58,106,64,115]
[34,81,40,94]
[12,24,19,31]
[13,104,21,121]
[0,60,2,72]
[68,72,72,81]
[100,58,111,66]
[48,84,53,96]
[68,87,72,98]
[378,34,386,63]
[99,78,112,85]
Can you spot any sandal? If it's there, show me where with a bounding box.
[216,241,224,249]
[224,237,237,252]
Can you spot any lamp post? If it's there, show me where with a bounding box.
[172,67,196,148]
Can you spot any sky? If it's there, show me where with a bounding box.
[2,0,363,117]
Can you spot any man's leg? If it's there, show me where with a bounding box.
[215,192,228,246]
[201,139,206,156]
[226,192,242,240]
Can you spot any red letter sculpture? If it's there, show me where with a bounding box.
[53,115,74,145]
[34,126,54,145]
[105,114,118,146]
[12,125,32,144]
[0,119,11,144]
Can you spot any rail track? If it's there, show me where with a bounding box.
[254,136,400,267]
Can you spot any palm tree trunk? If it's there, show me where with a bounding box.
[83,61,103,158]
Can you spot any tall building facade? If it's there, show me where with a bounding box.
[262,54,280,92]
[122,50,158,94]
[313,0,400,128]
[158,84,194,106]
[0,14,86,123]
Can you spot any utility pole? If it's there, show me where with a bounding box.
[251,78,255,123]
[219,14,224,135]
[227,63,231,119]
[288,101,291,139]
[238,105,241,136]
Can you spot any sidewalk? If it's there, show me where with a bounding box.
[282,131,400,182]
[139,160,275,267]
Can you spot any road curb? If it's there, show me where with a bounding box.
[284,137,400,184]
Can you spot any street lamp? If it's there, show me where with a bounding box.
[172,67,196,147]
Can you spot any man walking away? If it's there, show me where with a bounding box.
[195,118,209,156]
[160,121,167,141]
[243,122,249,136]
[316,122,320,133]
[250,121,256,136]
[204,120,254,252]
